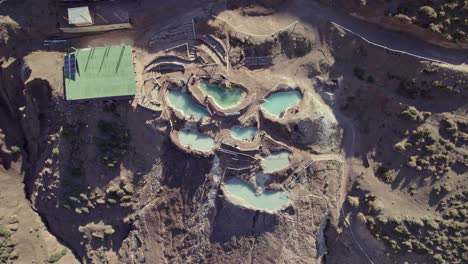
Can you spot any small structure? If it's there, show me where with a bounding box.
[67,6,93,26]
[60,3,133,33]
[64,46,136,101]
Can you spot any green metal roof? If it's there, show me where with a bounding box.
[64,46,136,100]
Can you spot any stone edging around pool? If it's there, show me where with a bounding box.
[220,180,291,214]
[218,123,261,152]
[169,128,220,157]
[163,86,213,125]
[259,83,305,123]
[190,78,255,116]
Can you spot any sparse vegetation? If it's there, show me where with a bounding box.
[391,125,461,177]
[95,120,130,168]
[0,224,16,263]
[353,191,467,263]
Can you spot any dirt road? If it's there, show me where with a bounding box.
[292,0,468,65]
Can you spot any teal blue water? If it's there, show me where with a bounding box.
[200,80,245,109]
[261,152,290,173]
[230,126,257,141]
[178,129,215,152]
[261,90,302,117]
[224,178,288,211]
[167,89,209,121]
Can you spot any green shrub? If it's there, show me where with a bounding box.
[408,183,417,191]
[79,193,89,201]
[120,195,133,202]
[0,224,15,263]
[92,232,104,240]
[399,106,420,121]
[10,146,20,154]
[394,14,412,23]
[52,147,59,156]
[402,240,412,251]
[366,215,376,228]
[418,6,437,22]
[394,224,411,236]
[441,183,452,193]
[368,200,384,213]
[375,166,394,183]
[68,196,81,205]
[0,225,10,237]
[441,119,457,134]
[104,228,115,236]
[120,203,133,208]
[356,212,367,223]
[48,249,67,263]
[347,196,360,208]
[394,141,407,152]
[432,253,445,263]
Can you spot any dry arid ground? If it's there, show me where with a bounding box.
[0,0,466,264]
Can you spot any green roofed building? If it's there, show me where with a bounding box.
[64,45,136,100]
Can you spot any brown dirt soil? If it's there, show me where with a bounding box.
[0,163,78,264]
[0,0,466,263]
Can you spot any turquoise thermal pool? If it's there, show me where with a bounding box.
[261,152,290,173]
[224,178,288,211]
[178,129,215,152]
[167,89,209,121]
[230,126,257,141]
[200,80,246,109]
[261,90,302,118]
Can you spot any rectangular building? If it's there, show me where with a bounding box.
[64,46,136,101]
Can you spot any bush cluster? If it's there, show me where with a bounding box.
[353,192,467,263]
[388,1,468,43]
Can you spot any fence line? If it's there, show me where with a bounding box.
[330,22,447,64]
